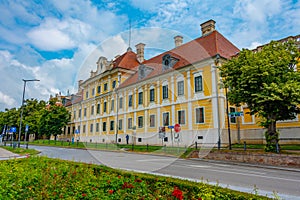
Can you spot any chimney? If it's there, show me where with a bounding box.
[135,43,145,63]
[200,19,216,36]
[174,35,183,47]
[78,80,83,92]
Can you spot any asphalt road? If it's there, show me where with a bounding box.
[31,145,300,200]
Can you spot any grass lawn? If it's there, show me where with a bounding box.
[0,156,271,200]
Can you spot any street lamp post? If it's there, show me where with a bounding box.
[18,79,40,147]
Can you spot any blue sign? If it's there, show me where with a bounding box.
[25,124,29,132]
[229,112,244,117]
[10,127,16,133]
[168,125,174,129]
[75,129,79,134]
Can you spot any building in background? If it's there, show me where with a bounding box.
[56,20,300,147]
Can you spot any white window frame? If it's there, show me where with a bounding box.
[195,107,205,124]
[177,110,186,125]
[162,112,170,126]
[149,114,155,127]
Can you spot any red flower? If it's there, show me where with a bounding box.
[135,179,142,183]
[122,182,134,189]
[118,175,121,179]
[108,189,114,194]
[172,187,183,200]
[92,187,96,191]
[82,193,87,197]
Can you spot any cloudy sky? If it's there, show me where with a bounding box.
[0,0,299,110]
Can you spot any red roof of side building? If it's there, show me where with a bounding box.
[119,30,239,88]
[112,50,140,70]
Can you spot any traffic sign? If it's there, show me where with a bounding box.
[25,124,29,132]
[10,127,16,133]
[174,124,181,133]
[229,111,243,117]
[159,126,165,133]
[168,125,174,129]
[159,127,166,139]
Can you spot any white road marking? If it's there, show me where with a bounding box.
[137,158,177,162]
[186,165,208,168]
[185,165,300,183]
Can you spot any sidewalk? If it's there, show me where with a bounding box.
[191,157,300,173]
[0,146,19,159]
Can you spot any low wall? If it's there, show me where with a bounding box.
[189,150,300,168]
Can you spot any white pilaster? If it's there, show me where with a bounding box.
[157,80,161,127]
[211,64,219,128]
[187,70,192,129]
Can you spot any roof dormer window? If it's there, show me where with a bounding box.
[162,54,178,71]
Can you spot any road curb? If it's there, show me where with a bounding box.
[190,158,300,172]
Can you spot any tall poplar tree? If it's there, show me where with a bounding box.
[220,40,300,152]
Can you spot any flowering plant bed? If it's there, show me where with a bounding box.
[0,156,269,199]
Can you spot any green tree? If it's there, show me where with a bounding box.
[39,98,70,140]
[0,107,20,140]
[22,99,46,139]
[220,40,300,152]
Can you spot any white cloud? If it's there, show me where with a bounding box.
[130,0,168,11]
[234,0,281,24]
[247,41,262,50]
[27,28,75,51]
[0,92,16,107]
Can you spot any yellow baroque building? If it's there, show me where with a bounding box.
[59,20,300,146]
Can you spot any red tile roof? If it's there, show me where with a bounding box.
[119,31,239,88]
[112,50,140,70]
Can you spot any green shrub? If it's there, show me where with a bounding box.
[0,157,270,200]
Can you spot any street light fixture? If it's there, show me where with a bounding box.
[18,79,40,147]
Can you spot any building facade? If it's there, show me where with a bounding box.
[59,20,300,146]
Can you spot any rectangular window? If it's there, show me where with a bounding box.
[138,116,143,128]
[178,110,185,125]
[92,88,95,96]
[73,111,76,119]
[119,97,123,109]
[96,123,99,132]
[97,103,100,114]
[196,107,205,123]
[111,99,114,111]
[77,125,80,133]
[110,121,114,131]
[230,107,236,123]
[112,80,116,89]
[118,119,123,130]
[162,85,168,99]
[138,92,143,105]
[91,105,94,115]
[104,83,108,91]
[83,125,86,133]
[163,112,169,126]
[177,81,184,96]
[78,109,81,118]
[128,118,132,129]
[86,91,89,98]
[149,88,155,102]
[103,102,107,112]
[128,95,133,107]
[195,75,203,92]
[150,115,155,127]
[90,123,93,132]
[97,86,101,93]
[103,122,106,132]
[84,108,87,117]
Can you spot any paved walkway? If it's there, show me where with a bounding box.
[0,146,19,159]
